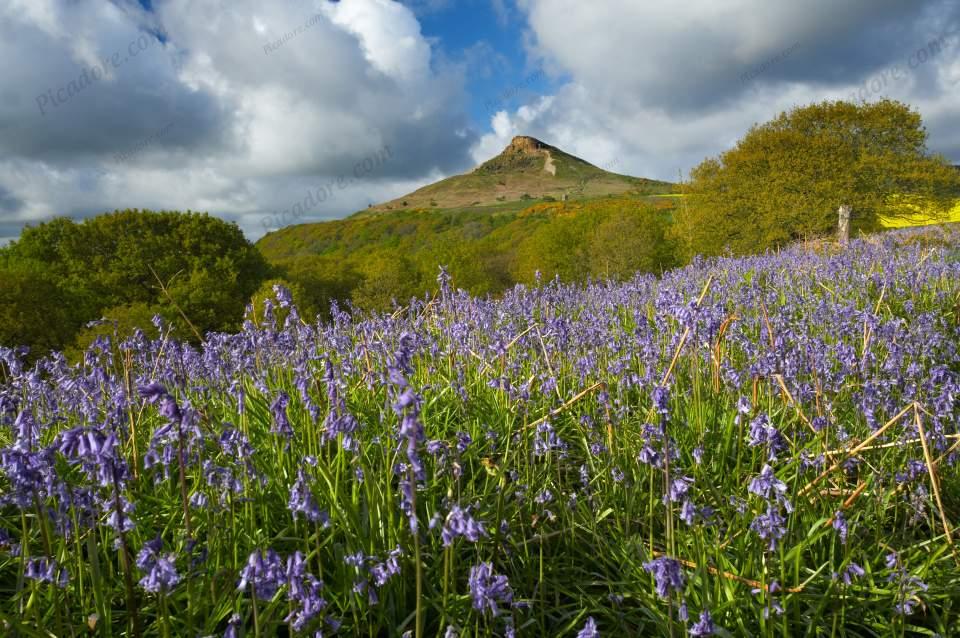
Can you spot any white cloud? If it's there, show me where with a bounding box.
[492,0,960,180]
[322,0,432,83]
[0,0,476,240]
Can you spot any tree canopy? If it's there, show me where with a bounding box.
[674,99,960,257]
[0,209,270,357]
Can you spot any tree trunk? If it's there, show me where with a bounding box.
[837,205,851,245]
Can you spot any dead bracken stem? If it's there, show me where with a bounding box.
[824,433,960,456]
[148,266,204,343]
[525,381,605,430]
[799,403,915,497]
[772,374,817,435]
[650,550,803,593]
[913,406,958,565]
[660,276,713,387]
[710,313,738,393]
[759,299,775,349]
[824,481,869,527]
[534,325,562,400]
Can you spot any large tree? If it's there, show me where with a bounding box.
[1,210,271,354]
[674,99,960,257]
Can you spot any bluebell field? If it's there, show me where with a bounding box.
[1,227,960,636]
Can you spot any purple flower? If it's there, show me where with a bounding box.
[689,610,716,636]
[270,392,293,438]
[832,511,848,544]
[456,431,472,453]
[692,446,704,464]
[138,552,181,594]
[344,551,366,568]
[680,499,699,525]
[25,557,69,588]
[288,469,329,526]
[158,395,182,423]
[535,489,554,505]
[283,551,327,631]
[223,613,241,638]
[643,556,685,599]
[748,465,789,505]
[577,616,599,638]
[749,504,788,551]
[138,382,168,403]
[441,505,487,546]
[652,385,670,416]
[468,562,513,616]
[886,552,928,615]
[665,476,693,504]
[238,549,285,600]
[839,562,865,585]
[746,414,786,460]
[369,546,402,587]
[534,422,565,456]
[389,347,426,532]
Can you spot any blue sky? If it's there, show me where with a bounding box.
[0,0,958,243]
[406,0,554,127]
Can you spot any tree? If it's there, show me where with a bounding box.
[351,252,423,312]
[3,209,271,354]
[586,205,676,279]
[245,278,308,329]
[0,262,78,357]
[674,100,960,257]
[67,302,167,360]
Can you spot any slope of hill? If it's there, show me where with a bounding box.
[257,196,678,314]
[365,136,674,212]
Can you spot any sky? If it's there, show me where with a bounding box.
[0,0,958,244]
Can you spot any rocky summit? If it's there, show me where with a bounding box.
[366,135,672,213]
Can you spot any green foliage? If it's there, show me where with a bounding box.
[68,302,166,359]
[351,252,424,312]
[0,260,77,358]
[245,278,308,328]
[1,209,270,355]
[675,99,960,258]
[260,197,678,311]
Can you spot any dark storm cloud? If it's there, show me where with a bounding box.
[0,185,22,215]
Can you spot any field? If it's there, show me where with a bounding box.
[2,227,960,636]
[881,200,960,228]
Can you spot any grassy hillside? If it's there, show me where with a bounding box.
[367,136,674,213]
[258,195,679,315]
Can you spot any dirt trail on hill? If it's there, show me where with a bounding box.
[543,150,556,175]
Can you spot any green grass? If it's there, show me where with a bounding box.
[3,229,960,636]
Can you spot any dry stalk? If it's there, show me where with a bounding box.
[660,276,713,386]
[526,381,605,430]
[824,481,869,527]
[535,325,562,400]
[650,550,803,593]
[798,403,915,497]
[772,374,817,435]
[710,313,738,393]
[824,433,960,457]
[913,407,958,563]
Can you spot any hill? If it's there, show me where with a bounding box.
[257,196,678,314]
[255,136,680,315]
[365,135,674,212]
